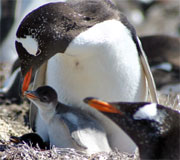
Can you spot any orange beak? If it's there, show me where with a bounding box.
[22,68,32,95]
[84,98,122,114]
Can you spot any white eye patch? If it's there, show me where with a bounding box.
[133,103,157,120]
[16,36,39,56]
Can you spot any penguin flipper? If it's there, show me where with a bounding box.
[70,125,111,153]
[71,131,88,149]
[60,115,87,150]
[138,37,159,103]
[61,113,111,152]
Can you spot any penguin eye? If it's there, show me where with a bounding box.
[41,96,49,102]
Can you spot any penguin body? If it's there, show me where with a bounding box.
[85,98,180,159]
[25,86,111,154]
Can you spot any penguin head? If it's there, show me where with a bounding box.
[10,133,47,149]
[25,86,58,111]
[15,2,74,77]
[15,2,79,95]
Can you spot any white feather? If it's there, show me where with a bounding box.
[133,103,157,120]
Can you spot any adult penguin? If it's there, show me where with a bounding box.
[15,0,158,153]
[84,97,180,159]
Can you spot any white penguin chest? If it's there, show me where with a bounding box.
[46,19,147,107]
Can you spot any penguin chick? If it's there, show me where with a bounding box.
[24,86,111,155]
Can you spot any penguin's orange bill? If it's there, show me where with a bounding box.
[86,99,122,115]
[22,68,32,95]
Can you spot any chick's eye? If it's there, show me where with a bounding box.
[41,96,48,102]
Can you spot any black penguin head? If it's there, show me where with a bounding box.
[84,97,180,159]
[15,2,74,77]
[10,133,48,149]
[35,86,58,103]
[24,86,58,110]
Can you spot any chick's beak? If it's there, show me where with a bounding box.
[22,68,32,95]
[84,97,122,114]
[24,90,38,100]
[10,136,21,144]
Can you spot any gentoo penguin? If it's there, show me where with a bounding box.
[15,0,158,152]
[84,97,180,159]
[10,133,47,149]
[24,86,111,154]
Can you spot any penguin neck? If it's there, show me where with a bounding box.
[124,123,162,159]
[46,20,147,107]
[38,102,57,124]
[105,113,162,159]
